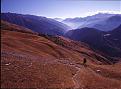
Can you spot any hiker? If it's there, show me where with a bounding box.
[83,58,87,66]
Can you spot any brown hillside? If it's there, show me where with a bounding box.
[1,20,121,89]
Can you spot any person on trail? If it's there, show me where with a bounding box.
[83,58,87,66]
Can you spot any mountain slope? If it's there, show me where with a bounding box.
[2,20,121,89]
[1,20,110,64]
[1,13,70,35]
[65,27,121,60]
[104,25,121,50]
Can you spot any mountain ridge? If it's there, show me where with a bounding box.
[65,26,121,61]
[1,13,71,36]
[62,13,121,31]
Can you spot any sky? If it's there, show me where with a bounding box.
[1,0,121,19]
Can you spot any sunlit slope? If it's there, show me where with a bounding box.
[1,20,121,89]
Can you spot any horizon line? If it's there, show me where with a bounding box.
[1,11,121,19]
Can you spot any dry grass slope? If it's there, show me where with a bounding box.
[1,20,121,89]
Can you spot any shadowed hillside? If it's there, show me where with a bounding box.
[65,27,121,62]
[1,13,70,35]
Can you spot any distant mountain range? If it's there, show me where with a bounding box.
[61,13,121,31]
[1,12,121,61]
[65,25,121,60]
[1,13,71,35]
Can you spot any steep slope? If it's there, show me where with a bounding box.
[1,20,121,89]
[1,20,111,65]
[1,20,35,34]
[105,25,121,49]
[62,13,121,31]
[1,13,70,35]
[65,27,121,61]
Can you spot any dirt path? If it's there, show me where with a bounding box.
[2,50,86,88]
[72,68,81,89]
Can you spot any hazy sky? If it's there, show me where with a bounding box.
[1,0,121,19]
